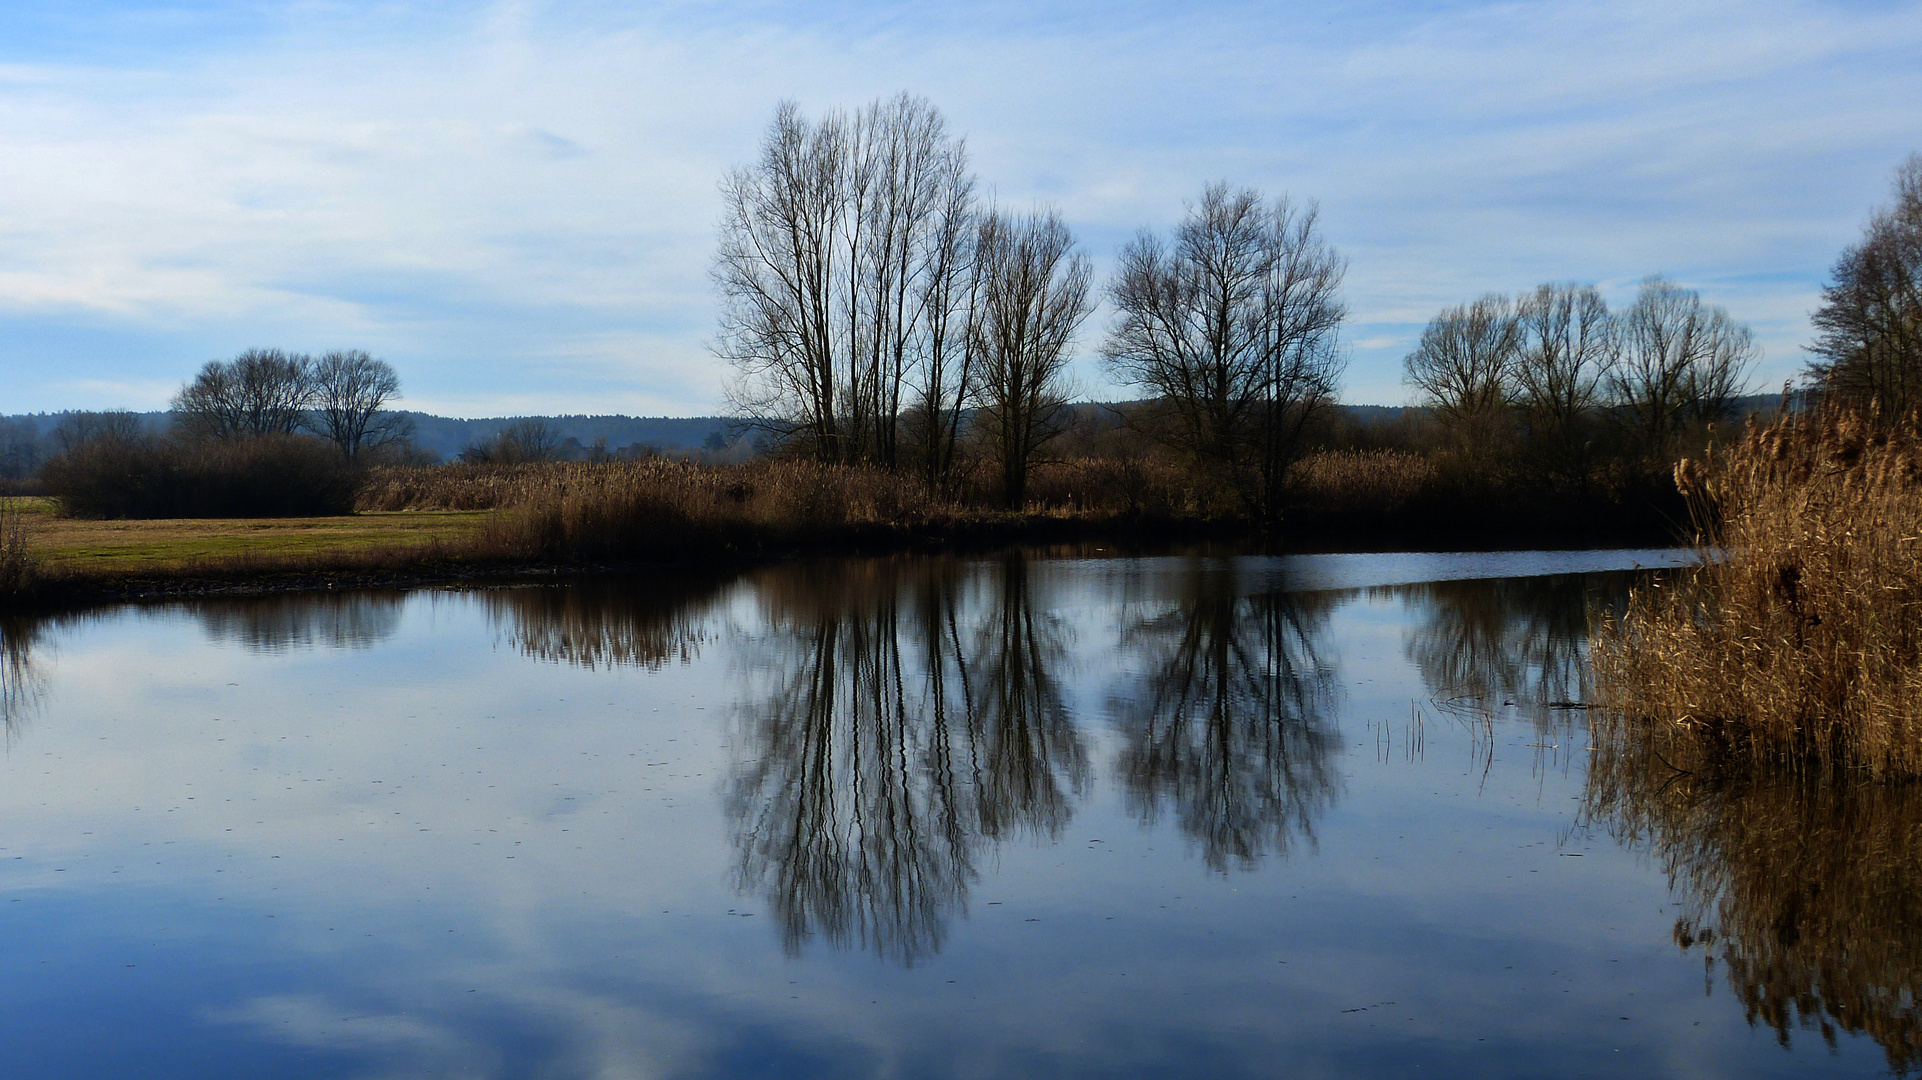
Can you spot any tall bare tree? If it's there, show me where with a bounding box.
[1610,277,1754,457]
[172,349,315,440]
[1403,294,1520,452]
[1105,183,1347,518]
[309,350,404,461]
[1511,283,1618,472]
[459,418,562,464]
[1809,154,1922,416]
[715,95,977,472]
[716,100,843,459]
[971,208,1093,509]
[905,158,981,493]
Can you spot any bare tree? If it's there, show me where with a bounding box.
[51,410,145,453]
[971,208,1093,509]
[309,350,404,461]
[172,349,314,440]
[1684,307,1755,426]
[460,418,562,464]
[715,95,978,473]
[904,154,981,493]
[1610,277,1755,456]
[716,101,850,460]
[1403,294,1520,451]
[1809,154,1922,416]
[1104,183,1347,518]
[1511,283,1618,471]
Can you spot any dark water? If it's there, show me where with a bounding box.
[0,548,1912,1078]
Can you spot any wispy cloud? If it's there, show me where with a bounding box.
[0,0,1917,413]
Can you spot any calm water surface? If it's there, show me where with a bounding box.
[0,548,1911,1078]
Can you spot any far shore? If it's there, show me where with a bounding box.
[2,494,1687,610]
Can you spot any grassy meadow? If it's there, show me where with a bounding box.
[2,495,486,597]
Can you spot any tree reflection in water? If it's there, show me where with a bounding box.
[727,555,1083,965]
[1111,562,1339,873]
[1394,572,1645,781]
[0,612,45,744]
[1586,734,1922,1072]
[191,592,408,652]
[967,557,1086,840]
[1398,574,1602,722]
[485,574,729,670]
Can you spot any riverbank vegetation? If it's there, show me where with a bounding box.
[1592,406,1922,778]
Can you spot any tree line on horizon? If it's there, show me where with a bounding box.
[12,106,1917,528]
[712,94,1919,519]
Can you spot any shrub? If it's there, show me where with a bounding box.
[43,433,362,519]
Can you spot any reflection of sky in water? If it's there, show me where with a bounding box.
[0,549,1891,1078]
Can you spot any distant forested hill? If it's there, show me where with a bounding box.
[393,413,732,459]
[0,394,1806,480]
[0,411,735,473]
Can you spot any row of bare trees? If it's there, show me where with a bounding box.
[1402,277,1756,473]
[716,97,1350,516]
[715,95,1093,507]
[172,348,406,460]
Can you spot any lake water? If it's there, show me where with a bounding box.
[0,548,1912,1078]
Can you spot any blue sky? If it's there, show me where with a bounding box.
[1,0,1919,417]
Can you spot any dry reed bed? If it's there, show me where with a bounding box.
[360,453,1457,557]
[1286,449,1438,515]
[408,459,981,564]
[361,457,1217,566]
[359,457,1200,517]
[1592,408,1922,778]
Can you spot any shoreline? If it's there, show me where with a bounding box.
[4,508,1688,611]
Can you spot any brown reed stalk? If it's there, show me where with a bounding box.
[1592,406,1922,778]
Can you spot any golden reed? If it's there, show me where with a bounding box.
[1592,407,1922,778]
